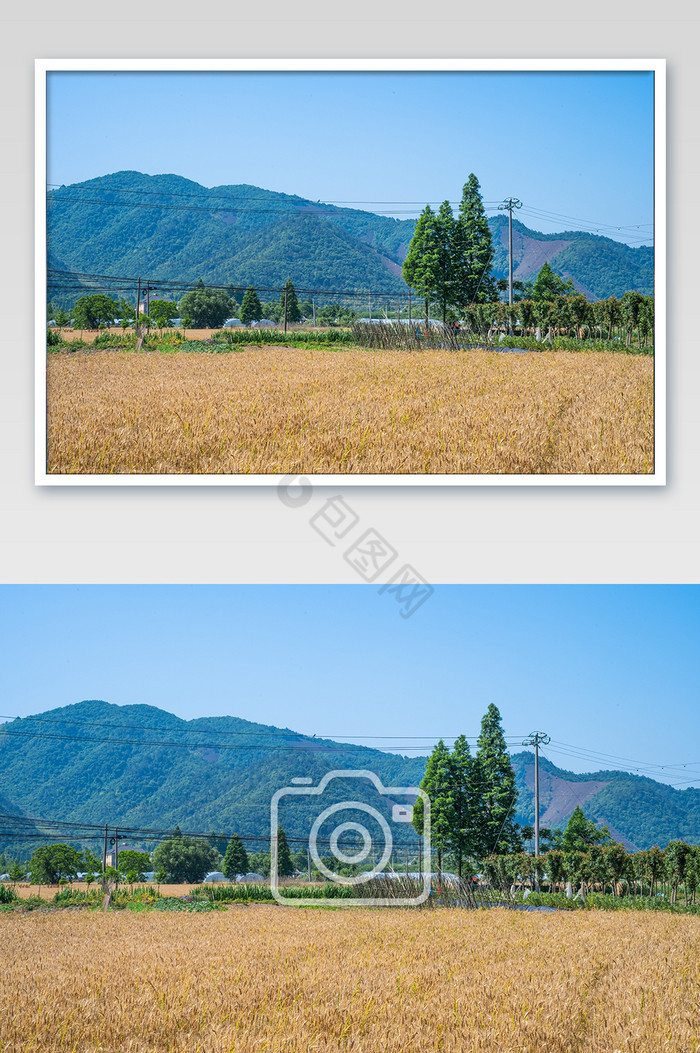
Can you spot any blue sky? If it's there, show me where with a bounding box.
[1,585,696,787]
[46,68,655,247]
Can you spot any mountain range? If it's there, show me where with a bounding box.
[46,171,654,306]
[1,702,697,857]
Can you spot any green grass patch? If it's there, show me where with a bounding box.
[513,890,699,914]
[0,884,17,905]
[496,334,653,355]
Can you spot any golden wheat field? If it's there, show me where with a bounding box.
[46,347,654,475]
[1,907,698,1053]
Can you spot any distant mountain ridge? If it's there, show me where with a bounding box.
[46,172,653,304]
[1,702,697,856]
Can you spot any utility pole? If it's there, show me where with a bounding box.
[284,284,288,335]
[102,823,108,874]
[522,732,550,870]
[498,198,522,333]
[408,289,412,326]
[312,298,316,327]
[368,291,372,323]
[135,277,141,333]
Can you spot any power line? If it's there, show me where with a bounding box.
[46,183,651,243]
[0,812,423,851]
[0,727,442,752]
[46,266,408,302]
[47,182,502,209]
[516,203,654,234]
[2,710,692,785]
[517,207,653,245]
[0,710,524,743]
[547,739,700,776]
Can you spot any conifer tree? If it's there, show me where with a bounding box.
[433,200,460,324]
[403,202,461,325]
[448,734,485,875]
[561,806,610,851]
[412,738,452,875]
[275,826,294,878]
[455,173,498,304]
[532,260,574,301]
[239,286,263,325]
[280,279,301,323]
[476,704,520,854]
[222,834,249,879]
[402,204,440,329]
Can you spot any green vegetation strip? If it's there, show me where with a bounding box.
[47,327,651,355]
[510,890,700,915]
[3,882,698,915]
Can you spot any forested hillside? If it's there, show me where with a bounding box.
[1,702,696,855]
[46,172,653,304]
[511,752,700,850]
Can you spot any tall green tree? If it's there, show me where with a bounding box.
[604,843,629,896]
[455,174,498,304]
[116,850,151,881]
[595,295,622,340]
[433,200,459,324]
[8,859,26,882]
[275,826,294,878]
[222,835,249,879]
[73,294,121,330]
[620,289,644,346]
[29,844,84,884]
[151,833,219,884]
[178,285,233,329]
[665,840,691,905]
[148,299,178,327]
[402,205,440,329]
[638,295,654,347]
[448,734,485,873]
[532,262,574,301]
[476,704,520,854]
[412,738,452,874]
[568,292,592,337]
[280,279,301,323]
[239,287,263,325]
[645,845,665,897]
[561,807,611,851]
[51,306,71,327]
[403,201,462,325]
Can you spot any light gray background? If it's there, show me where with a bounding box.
[2,2,697,585]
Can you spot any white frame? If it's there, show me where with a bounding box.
[35,58,666,486]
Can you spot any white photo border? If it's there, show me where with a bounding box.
[35,57,666,487]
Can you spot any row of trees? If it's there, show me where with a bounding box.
[6,826,299,887]
[485,839,700,905]
[412,704,521,876]
[401,174,653,344]
[403,174,498,325]
[463,286,655,344]
[51,279,312,332]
